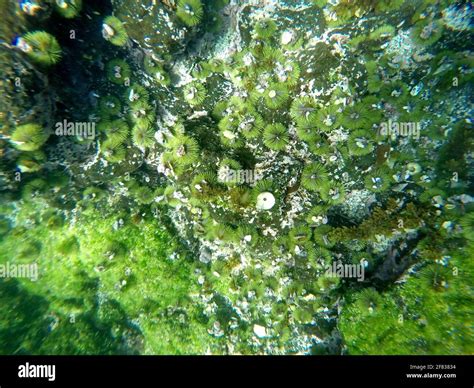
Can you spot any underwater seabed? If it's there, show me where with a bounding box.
[0,0,473,355]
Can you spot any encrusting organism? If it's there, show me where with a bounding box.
[102,16,129,46]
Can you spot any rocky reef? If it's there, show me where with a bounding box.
[0,0,473,355]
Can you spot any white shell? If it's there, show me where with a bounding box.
[253,324,267,338]
[281,30,294,45]
[256,192,275,210]
[102,23,115,40]
[56,0,69,9]
[223,130,236,140]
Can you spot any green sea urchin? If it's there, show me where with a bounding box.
[183,82,206,106]
[319,180,346,205]
[364,169,392,192]
[176,0,204,27]
[101,138,126,163]
[129,100,155,127]
[301,163,329,192]
[99,119,129,144]
[10,124,49,151]
[54,0,82,19]
[22,31,62,66]
[254,18,277,39]
[106,59,131,85]
[132,124,155,149]
[166,134,200,167]
[99,95,122,117]
[263,123,289,151]
[348,130,375,156]
[264,83,289,109]
[102,16,129,47]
